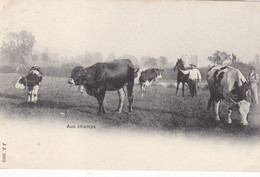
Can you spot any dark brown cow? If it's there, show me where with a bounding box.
[68,59,138,115]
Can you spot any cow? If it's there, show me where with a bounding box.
[68,59,138,115]
[207,65,251,125]
[15,66,43,103]
[134,68,164,97]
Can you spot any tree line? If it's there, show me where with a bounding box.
[0,30,259,80]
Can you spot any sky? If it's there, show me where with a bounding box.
[0,0,260,66]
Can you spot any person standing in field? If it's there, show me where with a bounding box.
[248,66,259,104]
[180,64,202,97]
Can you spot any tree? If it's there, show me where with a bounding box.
[190,55,198,66]
[118,54,139,66]
[144,57,157,67]
[107,53,116,61]
[208,51,231,65]
[158,56,168,67]
[92,52,103,63]
[83,51,103,66]
[255,54,259,64]
[231,53,238,62]
[0,31,36,72]
[32,54,39,62]
[41,52,50,63]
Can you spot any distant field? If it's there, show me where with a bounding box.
[0,73,260,140]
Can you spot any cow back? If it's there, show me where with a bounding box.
[82,59,135,91]
[207,65,249,101]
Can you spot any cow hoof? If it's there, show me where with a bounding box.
[102,107,107,114]
[241,122,248,126]
[127,106,133,112]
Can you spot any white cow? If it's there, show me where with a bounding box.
[15,70,42,103]
[207,65,251,125]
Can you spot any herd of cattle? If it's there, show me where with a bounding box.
[15,59,252,126]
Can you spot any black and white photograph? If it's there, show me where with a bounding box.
[0,0,260,172]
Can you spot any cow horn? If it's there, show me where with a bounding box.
[229,98,238,105]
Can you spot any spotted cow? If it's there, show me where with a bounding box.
[15,69,43,103]
[207,65,251,125]
[134,68,164,97]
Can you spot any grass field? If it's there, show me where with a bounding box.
[2,73,260,170]
[1,73,260,141]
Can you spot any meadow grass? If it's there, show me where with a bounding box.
[0,73,259,140]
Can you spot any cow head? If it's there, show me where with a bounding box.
[68,66,84,86]
[238,100,251,125]
[230,98,251,125]
[229,80,251,125]
[155,68,164,79]
[15,76,27,90]
[231,80,251,101]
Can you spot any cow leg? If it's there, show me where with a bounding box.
[33,85,39,103]
[141,85,146,97]
[28,91,32,102]
[78,85,84,93]
[117,88,125,113]
[207,96,213,110]
[127,81,134,113]
[31,90,35,103]
[227,109,232,124]
[182,82,185,97]
[213,100,220,121]
[97,90,106,115]
[140,83,145,97]
[102,105,107,114]
[176,82,179,95]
